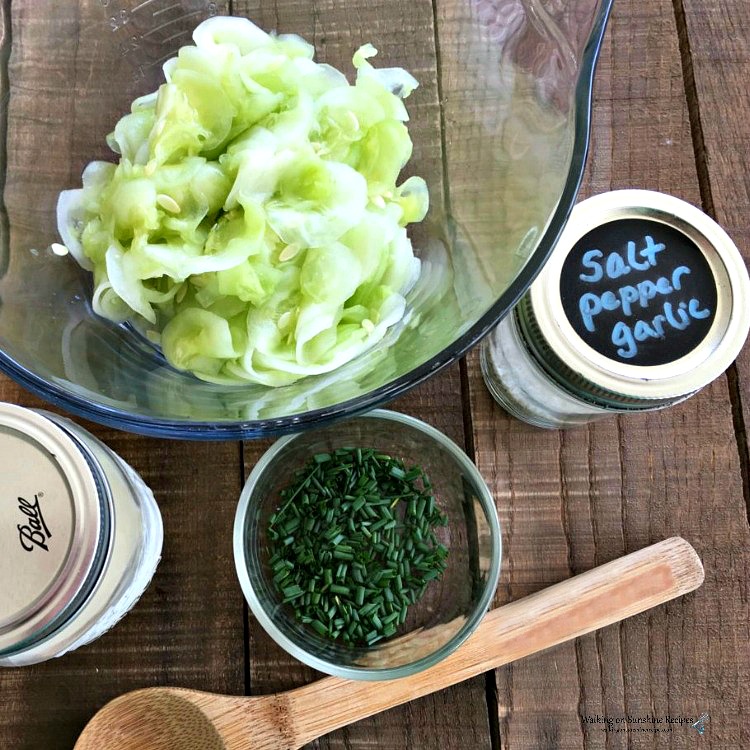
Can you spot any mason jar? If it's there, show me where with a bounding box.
[481,190,750,428]
[0,404,162,666]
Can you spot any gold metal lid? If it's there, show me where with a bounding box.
[0,404,111,654]
[525,190,750,406]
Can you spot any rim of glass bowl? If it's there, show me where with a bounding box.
[232,408,502,681]
[0,0,613,439]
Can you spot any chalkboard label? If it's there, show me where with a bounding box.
[559,218,717,366]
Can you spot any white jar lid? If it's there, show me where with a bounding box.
[525,190,750,406]
[0,404,110,654]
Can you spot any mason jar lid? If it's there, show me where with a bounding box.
[524,190,750,407]
[0,404,111,655]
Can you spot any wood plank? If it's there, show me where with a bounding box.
[0,2,246,748]
[0,382,246,749]
[232,1,491,746]
[678,0,750,530]
[674,0,750,741]
[465,0,750,748]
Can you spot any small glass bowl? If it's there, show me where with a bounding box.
[233,409,501,680]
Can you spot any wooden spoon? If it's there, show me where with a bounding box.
[74,537,703,750]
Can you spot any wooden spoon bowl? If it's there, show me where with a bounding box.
[76,690,229,750]
[74,537,704,750]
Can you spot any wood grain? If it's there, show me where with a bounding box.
[676,0,750,519]
[70,538,704,750]
[233,1,492,747]
[465,0,750,748]
[674,0,750,740]
[287,538,704,750]
[0,3,246,749]
[0,0,747,748]
[0,393,246,750]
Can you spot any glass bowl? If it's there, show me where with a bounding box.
[233,409,501,679]
[0,0,612,438]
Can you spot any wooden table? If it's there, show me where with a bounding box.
[2,0,749,748]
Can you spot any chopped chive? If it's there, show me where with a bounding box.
[267,447,449,647]
[273,570,291,585]
[355,586,366,606]
[282,584,304,600]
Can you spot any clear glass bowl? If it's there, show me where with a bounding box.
[233,409,501,679]
[0,0,612,438]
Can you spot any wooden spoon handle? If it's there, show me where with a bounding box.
[288,537,703,747]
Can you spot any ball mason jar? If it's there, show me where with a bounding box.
[482,191,750,428]
[0,404,162,666]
